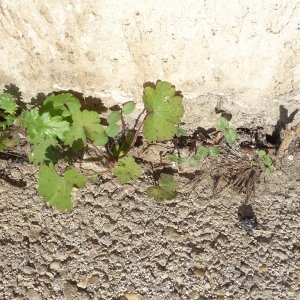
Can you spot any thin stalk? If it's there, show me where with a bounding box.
[119,111,151,158]
[87,138,109,159]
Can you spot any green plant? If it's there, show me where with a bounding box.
[0,81,184,211]
[258,150,275,174]
[167,145,220,167]
[217,116,237,143]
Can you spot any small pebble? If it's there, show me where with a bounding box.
[26,289,42,300]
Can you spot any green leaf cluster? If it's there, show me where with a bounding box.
[258,150,275,174]
[217,116,237,143]
[0,93,19,150]
[167,146,220,167]
[0,83,185,211]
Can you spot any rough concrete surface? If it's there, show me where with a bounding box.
[0,134,300,299]
[0,0,300,124]
[0,0,300,299]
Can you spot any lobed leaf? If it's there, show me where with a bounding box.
[64,110,106,150]
[142,81,184,142]
[0,93,18,115]
[29,139,61,165]
[20,109,70,143]
[39,93,81,117]
[37,163,87,212]
[146,173,178,202]
[113,157,142,183]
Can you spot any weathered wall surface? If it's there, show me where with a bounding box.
[0,0,299,128]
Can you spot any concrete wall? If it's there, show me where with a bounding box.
[1,0,300,128]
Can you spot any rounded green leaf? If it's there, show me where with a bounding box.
[262,156,272,166]
[194,153,202,160]
[209,147,220,157]
[94,134,109,146]
[178,157,188,164]
[258,150,267,158]
[217,116,229,131]
[105,124,120,137]
[189,157,198,167]
[199,146,209,157]
[167,155,179,162]
[107,111,122,124]
[265,168,271,175]
[122,101,135,115]
[224,128,237,143]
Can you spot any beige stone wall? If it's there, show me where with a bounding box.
[0,0,299,128]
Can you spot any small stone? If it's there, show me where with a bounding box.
[77,275,88,288]
[204,282,211,289]
[50,261,60,272]
[88,274,100,284]
[258,264,267,272]
[273,250,288,260]
[26,289,42,300]
[194,268,206,277]
[124,293,140,300]
[45,272,54,278]
[63,283,76,299]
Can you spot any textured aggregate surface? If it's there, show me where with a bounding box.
[0,152,299,300]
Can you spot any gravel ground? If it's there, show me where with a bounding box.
[0,148,299,300]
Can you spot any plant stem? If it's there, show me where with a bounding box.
[88,138,109,159]
[119,111,151,158]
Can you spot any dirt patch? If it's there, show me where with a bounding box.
[0,122,299,299]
